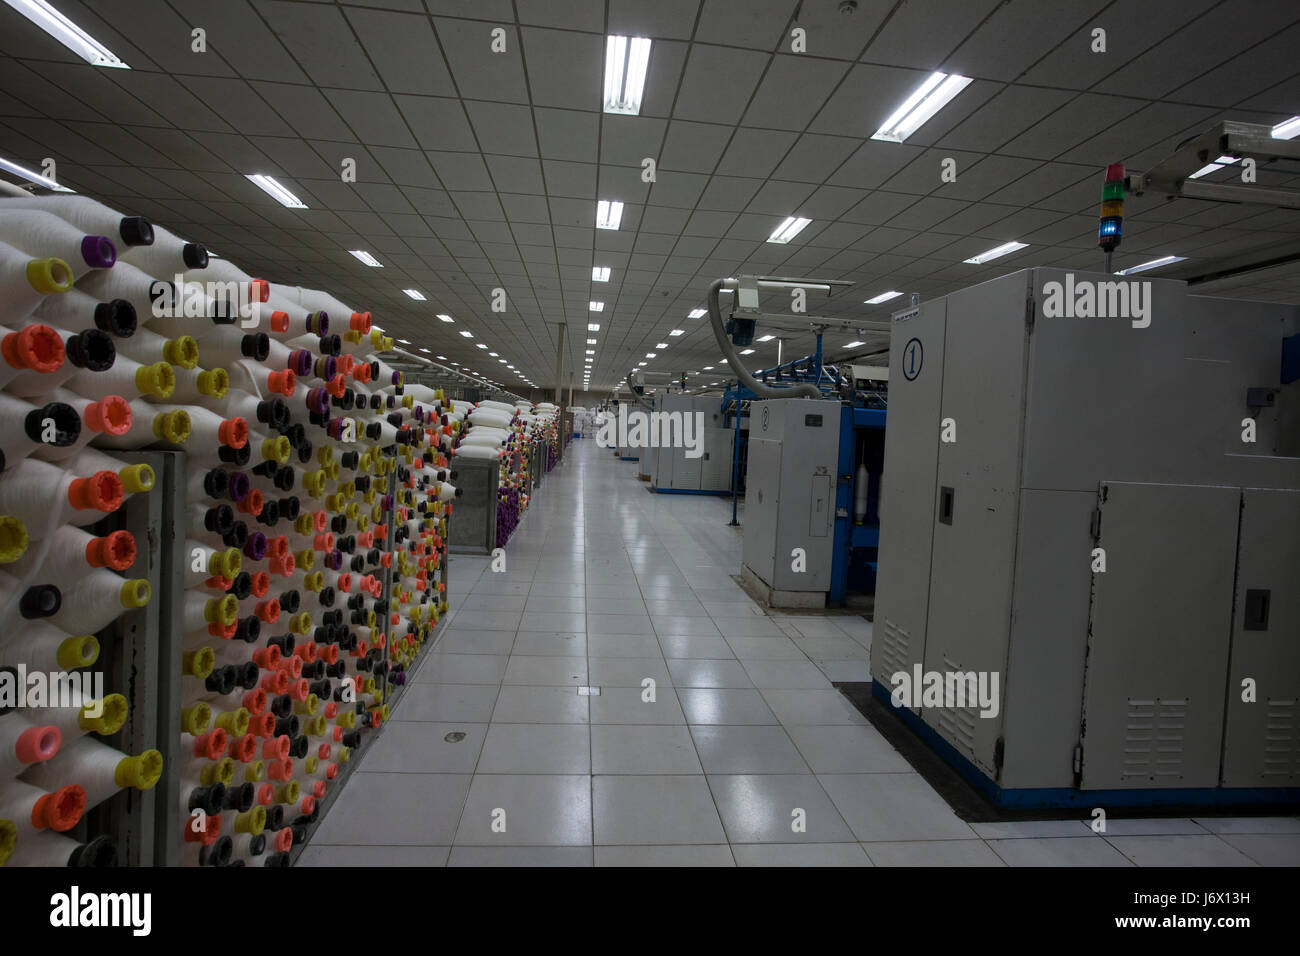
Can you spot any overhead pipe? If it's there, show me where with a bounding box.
[706,278,822,400]
[624,372,653,410]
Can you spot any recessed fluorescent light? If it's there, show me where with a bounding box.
[436,355,447,360]
[588,323,600,331]
[1116,255,1187,275]
[655,342,668,349]
[604,35,651,115]
[403,289,426,300]
[0,154,73,192]
[476,343,487,349]
[489,351,499,357]
[637,362,646,367]
[245,174,306,208]
[844,341,865,348]
[1271,116,1300,139]
[668,329,684,336]
[589,301,604,311]
[418,347,431,353]
[596,200,624,230]
[767,216,812,244]
[872,71,972,144]
[349,250,382,267]
[586,338,597,345]
[437,314,454,323]
[498,359,507,363]
[585,349,595,355]
[645,353,656,359]
[592,266,611,282]
[458,330,473,338]
[688,308,706,319]
[702,366,713,370]
[865,290,903,304]
[740,348,755,355]
[963,241,1027,264]
[756,334,774,342]
[1188,155,1237,179]
[6,0,130,68]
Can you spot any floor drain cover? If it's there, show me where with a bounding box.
[444,731,466,742]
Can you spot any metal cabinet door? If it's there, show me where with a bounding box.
[872,299,948,690]
[1080,482,1239,790]
[1221,488,1300,787]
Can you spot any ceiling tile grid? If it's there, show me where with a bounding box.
[0,0,1296,393]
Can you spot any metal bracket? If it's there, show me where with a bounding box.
[1127,120,1300,208]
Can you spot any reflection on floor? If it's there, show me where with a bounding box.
[303,439,1299,866]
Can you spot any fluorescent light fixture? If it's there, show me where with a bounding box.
[767,216,812,244]
[592,266,611,282]
[586,338,597,345]
[596,200,624,230]
[585,349,595,355]
[588,322,600,331]
[1116,255,1187,275]
[246,174,306,208]
[740,348,755,355]
[589,301,604,311]
[437,314,454,323]
[1188,155,1237,179]
[655,342,668,349]
[476,343,487,349]
[349,250,382,267]
[5,0,130,68]
[688,308,706,319]
[1272,116,1300,139]
[396,338,411,344]
[458,330,473,338]
[844,341,865,348]
[703,366,713,370]
[0,154,73,192]
[963,241,1027,264]
[403,289,426,300]
[498,358,507,363]
[637,362,646,367]
[865,290,903,305]
[436,355,447,360]
[604,35,651,115]
[872,71,972,143]
[489,351,499,357]
[645,353,656,359]
[669,329,684,336]
[757,334,774,342]
[418,347,431,353]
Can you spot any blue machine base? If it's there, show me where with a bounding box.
[618,456,640,462]
[870,680,1300,810]
[649,487,732,496]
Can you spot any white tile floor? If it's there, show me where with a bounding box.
[301,440,1299,867]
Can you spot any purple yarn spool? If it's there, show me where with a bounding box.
[80,235,116,269]
[244,531,268,561]
[228,471,251,502]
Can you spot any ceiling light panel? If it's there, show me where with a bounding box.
[247,174,307,208]
[767,217,811,244]
[872,71,972,144]
[604,36,651,116]
[5,0,130,68]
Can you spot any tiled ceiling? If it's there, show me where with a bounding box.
[1,0,1298,396]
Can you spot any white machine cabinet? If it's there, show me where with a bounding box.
[872,267,1300,803]
[740,398,841,607]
